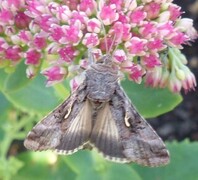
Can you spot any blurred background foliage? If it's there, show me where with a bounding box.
[1,0,198,180]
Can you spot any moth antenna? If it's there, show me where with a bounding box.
[111,38,120,57]
[95,2,120,57]
[100,22,109,53]
[95,1,109,54]
[107,33,118,55]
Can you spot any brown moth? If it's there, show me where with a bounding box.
[24,55,170,167]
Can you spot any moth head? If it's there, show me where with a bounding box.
[97,54,112,64]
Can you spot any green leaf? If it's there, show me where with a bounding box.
[133,140,198,180]
[0,61,70,114]
[65,150,142,180]
[0,92,11,115]
[17,150,141,180]
[16,151,76,180]
[3,61,30,93]
[15,141,198,180]
[0,93,11,141]
[0,156,24,180]
[0,70,8,91]
[121,79,182,118]
[101,162,141,180]
[2,75,68,114]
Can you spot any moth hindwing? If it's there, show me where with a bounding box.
[24,55,170,167]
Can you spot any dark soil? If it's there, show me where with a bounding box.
[150,0,198,142]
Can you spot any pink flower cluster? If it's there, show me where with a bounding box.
[0,0,197,92]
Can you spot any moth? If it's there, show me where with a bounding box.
[24,55,170,167]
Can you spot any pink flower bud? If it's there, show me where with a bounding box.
[122,23,132,41]
[46,42,60,54]
[70,74,85,91]
[159,69,170,88]
[145,67,162,87]
[33,34,47,50]
[121,60,145,83]
[117,12,129,24]
[112,49,127,64]
[139,22,157,38]
[82,33,99,48]
[176,18,198,41]
[125,37,147,56]
[69,11,88,27]
[37,15,58,32]
[182,69,197,92]
[141,54,162,68]
[18,30,33,43]
[87,18,101,33]
[25,0,47,18]
[0,38,9,52]
[25,49,41,65]
[124,0,137,11]
[144,2,161,19]
[99,36,115,52]
[147,38,166,52]
[14,11,32,29]
[168,4,181,21]
[109,21,124,42]
[91,48,102,60]
[157,22,174,38]
[168,31,188,48]
[78,0,97,16]
[26,65,37,79]
[49,3,71,22]
[64,0,78,10]
[99,4,119,25]
[61,24,83,45]
[5,0,26,11]
[5,46,21,62]
[128,64,144,84]
[108,0,123,11]
[157,11,170,23]
[59,46,78,63]
[49,25,65,42]
[0,9,14,25]
[42,66,67,86]
[129,7,146,25]
[5,26,16,36]
[168,74,182,93]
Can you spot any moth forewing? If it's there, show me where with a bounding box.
[24,55,170,167]
[55,99,93,154]
[24,83,92,154]
[110,85,170,166]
